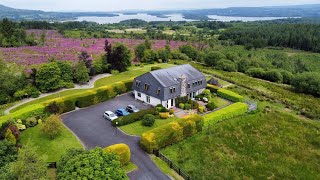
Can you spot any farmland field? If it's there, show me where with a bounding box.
[0,30,185,66]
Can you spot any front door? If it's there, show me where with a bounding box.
[146,96,150,103]
[171,99,174,107]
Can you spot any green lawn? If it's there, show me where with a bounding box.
[119,117,179,136]
[19,125,83,162]
[151,155,183,180]
[162,111,320,179]
[211,96,230,108]
[122,162,138,173]
[10,63,174,113]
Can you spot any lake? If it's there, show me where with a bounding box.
[75,13,295,24]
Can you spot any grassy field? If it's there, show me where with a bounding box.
[119,117,179,136]
[10,64,173,113]
[211,96,230,107]
[19,125,83,162]
[162,110,320,179]
[151,155,183,180]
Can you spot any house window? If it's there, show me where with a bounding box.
[146,96,150,103]
[144,84,149,91]
[137,93,141,97]
[135,81,141,87]
[173,87,176,93]
[200,80,202,85]
[157,88,161,95]
[170,87,176,94]
[187,83,191,88]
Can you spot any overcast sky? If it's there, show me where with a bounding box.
[1,0,319,11]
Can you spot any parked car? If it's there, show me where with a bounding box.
[115,108,130,116]
[126,105,140,113]
[202,97,209,103]
[103,111,118,121]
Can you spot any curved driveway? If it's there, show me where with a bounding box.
[62,93,170,180]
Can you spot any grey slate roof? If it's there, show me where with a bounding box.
[150,64,205,87]
[133,64,207,101]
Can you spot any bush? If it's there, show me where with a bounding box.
[111,70,119,75]
[188,100,199,109]
[207,84,220,93]
[25,117,37,127]
[184,103,191,110]
[169,109,174,115]
[45,101,62,114]
[104,143,131,166]
[142,114,155,127]
[264,70,283,83]
[203,102,248,126]
[217,89,244,102]
[113,108,155,126]
[41,115,63,139]
[179,103,185,109]
[151,66,162,71]
[175,96,189,106]
[246,68,265,79]
[198,106,205,113]
[206,101,217,110]
[140,114,204,153]
[159,112,169,119]
[291,72,320,97]
[5,129,16,144]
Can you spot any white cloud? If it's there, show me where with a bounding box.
[1,0,319,11]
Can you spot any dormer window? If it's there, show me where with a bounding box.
[170,87,176,94]
[187,83,191,88]
[135,81,141,87]
[144,84,150,91]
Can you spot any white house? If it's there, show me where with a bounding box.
[132,64,207,108]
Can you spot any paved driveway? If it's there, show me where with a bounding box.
[62,93,170,180]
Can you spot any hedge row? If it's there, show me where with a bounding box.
[112,108,155,126]
[207,84,220,93]
[0,79,134,125]
[217,88,244,102]
[104,143,131,166]
[140,114,204,153]
[203,102,248,126]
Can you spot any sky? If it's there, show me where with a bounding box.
[1,0,319,11]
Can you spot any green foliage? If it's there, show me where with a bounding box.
[142,49,158,63]
[159,112,170,119]
[184,103,191,110]
[151,66,162,71]
[179,44,199,60]
[264,69,283,83]
[169,109,174,115]
[105,41,132,72]
[135,43,148,60]
[7,143,48,180]
[57,148,128,179]
[216,59,237,72]
[104,144,131,166]
[45,101,62,114]
[113,108,155,126]
[217,88,244,102]
[179,103,185,109]
[36,62,62,92]
[158,48,170,63]
[25,117,37,127]
[0,140,17,168]
[56,61,73,86]
[206,101,217,110]
[41,115,63,139]
[111,69,120,74]
[204,51,225,67]
[207,84,220,93]
[5,129,16,144]
[73,60,90,84]
[198,106,205,113]
[203,102,248,126]
[142,114,155,127]
[140,114,204,153]
[291,72,320,97]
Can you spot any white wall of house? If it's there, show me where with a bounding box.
[134,90,162,107]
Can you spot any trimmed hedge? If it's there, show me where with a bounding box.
[104,143,131,166]
[207,84,220,93]
[113,108,155,126]
[140,114,204,153]
[0,79,134,126]
[217,88,244,102]
[203,102,248,126]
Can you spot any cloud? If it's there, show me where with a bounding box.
[1,0,319,11]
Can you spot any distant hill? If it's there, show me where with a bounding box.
[0,3,320,21]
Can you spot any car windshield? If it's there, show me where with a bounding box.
[110,113,116,117]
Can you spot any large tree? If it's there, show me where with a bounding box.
[73,60,90,84]
[57,148,128,179]
[105,40,131,72]
[36,62,62,92]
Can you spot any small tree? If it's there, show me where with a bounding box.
[5,129,16,144]
[73,61,90,84]
[45,101,62,114]
[142,114,155,127]
[41,115,63,139]
[36,62,61,92]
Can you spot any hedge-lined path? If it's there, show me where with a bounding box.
[4,73,111,115]
[62,93,170,180]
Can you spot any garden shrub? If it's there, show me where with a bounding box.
[113,82,127,95]
[5,129,16,144]
[179,103,185,109]
[45,101,63,114]
[142,114,155,127]
[217,89,244,102]
[151,66,162,71]
[113,108,155,126]
[184,103,191,110]
[25,117,37,127]
[8,125,20,140]
[175,96,189,106]
[104,143,131,166]
[206,101,217,110]
[169,109,174,115]
[140,114,204,153]
[159,112,169,119]
[207,84,220,93]
[123,79,134,91]
[203,102,248,126]
[198,106,205,113]
[41,115,63,139]
[188,100,199,109]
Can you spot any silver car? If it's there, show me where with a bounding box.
[103,111,118,121]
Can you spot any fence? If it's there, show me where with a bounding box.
[153,150,191,180]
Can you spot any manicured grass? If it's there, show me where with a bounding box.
[162,111,320,179]
[122,162,138,173]
[10,63,174,113]
[19,125,83,162]
[119,117,179,136]
[151,155,183,180]
[0,101,19,116]
[211,96,230,108]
